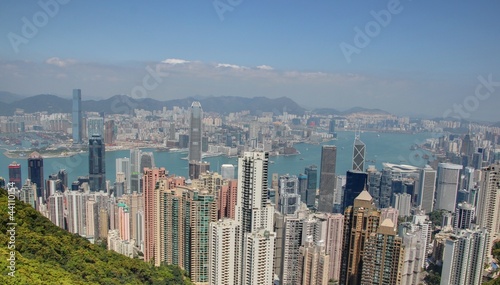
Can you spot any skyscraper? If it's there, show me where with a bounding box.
[189,101,203,163]
[143,167,166,263]
[476,164,500,260]
[417,166,436,214]
[87,117,104,140]
[343,170,368,211]
[8,161,21,189]
[242,229,276,285]
[305,165,318,209]
[130,148,141,193]
[352,136,365,172]
[278,174,301,215]
[89,134,106,192]
[28,151,44,204]
[72,89,82,144]
[209,219,242,285]
[361,219,404,285]
[435,163,462,212]
[318,145,337,213]
[236,151,275,285]
[340,190,381,285]
[441,228,488,285]
[140,152,155,171]
[48,191,65,229]
[116,157,131,192]
[455,202,475,230]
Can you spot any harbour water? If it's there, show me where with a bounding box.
[0,131,438,186]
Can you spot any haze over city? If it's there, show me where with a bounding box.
[1,0,500,121]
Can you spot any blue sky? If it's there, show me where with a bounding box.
[1,0,500,121]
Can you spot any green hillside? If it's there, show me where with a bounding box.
[0,188,192,285]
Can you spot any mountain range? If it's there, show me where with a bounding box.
[0,91,390,117]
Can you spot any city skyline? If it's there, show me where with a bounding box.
[1,1,500,121]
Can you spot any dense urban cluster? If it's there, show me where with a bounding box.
[2,89,500,285]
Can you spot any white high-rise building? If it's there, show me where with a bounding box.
[392,193,411,217]
[441,228,488,285]
[116,157,131,192]
[242,229,276,285]
[209,219,241,285]
[400,226,425,285]
[417,166,436,214]
[236,151,275,285]
[435,163,463,212]
[48,192,64,229]
[477,164,500,260]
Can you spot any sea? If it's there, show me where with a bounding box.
[0,131,439,186]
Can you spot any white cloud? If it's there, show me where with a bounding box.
[162,58,190,65]
[216,63,248,70]
[45,57,76,67]
[256,65,273,70]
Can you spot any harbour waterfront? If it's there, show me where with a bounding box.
[0,131,438,186]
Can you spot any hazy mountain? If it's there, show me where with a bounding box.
[313,106,390,116]
[0,91,25,103]
[0,93,307,115]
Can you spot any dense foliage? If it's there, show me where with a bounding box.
[0,188,192,285]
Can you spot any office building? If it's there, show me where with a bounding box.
[318,146,337,213]
[87,116,104,140]
[140,152,155,171]
[278,174,301,215]
[435,163,462,212]
[188,101,203,165]
[28,151,44,204]
[130,148,141,193]
[72,89,82,144]
[20,179,37,209]
[8,161,21,189]
[116,157,131,193]
[352,136,365,172]
[89,134,106,192]
[305,165,318,209]
[188,160,210,180]
[343,170,367,211]
[417,166,436,213]
[392,193,411,217]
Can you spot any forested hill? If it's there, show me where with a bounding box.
[0,188,192,285]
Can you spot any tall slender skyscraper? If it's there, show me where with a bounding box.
[318,145,337,213]
[435,163,462,212]
[189,101,203,163]
[352,136,365,172]
[236,151,275,285]
[477,164,500,261]
[143,167,166,263]
[140,152,155,171]
[278,174,301,215]
[340,190,381,285]
[89,135,106,192]
[28,152,44,204]
[417,166,436,214]
[72,89,82,144]
[8,161,21,189]
[305,165,318,209]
